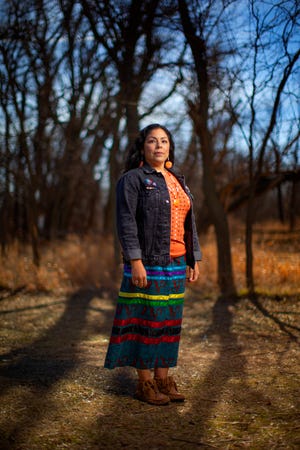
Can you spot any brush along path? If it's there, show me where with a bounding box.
[0,287,299,449]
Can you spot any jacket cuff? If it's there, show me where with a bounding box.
[126,248,142,261]
[194,250,202,261]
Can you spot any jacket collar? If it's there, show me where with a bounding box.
[141,162,184,182]
[141,162,157,174]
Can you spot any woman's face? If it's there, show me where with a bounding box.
[143,128,170,171]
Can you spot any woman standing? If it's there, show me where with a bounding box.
[104,124,201,405]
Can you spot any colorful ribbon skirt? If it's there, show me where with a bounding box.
[104,255,186,369]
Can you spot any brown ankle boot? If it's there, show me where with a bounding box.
[135,379,170,405]
[155,376,185,402]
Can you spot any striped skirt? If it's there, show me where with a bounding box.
[104,255,187,370]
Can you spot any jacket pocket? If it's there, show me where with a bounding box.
[138,188,159,256]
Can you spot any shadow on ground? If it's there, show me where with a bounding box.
[0,287,115,448]
[0,288,299,449]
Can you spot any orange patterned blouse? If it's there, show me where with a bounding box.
[163,170,191,257]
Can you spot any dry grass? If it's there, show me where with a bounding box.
[188,220,300,297]
[0,234,116,293]
[0,222,299,449]
[1,221,300,296]
[0,286,299,449]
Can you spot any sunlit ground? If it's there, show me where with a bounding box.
[1,220,299,297]
[0,220,299,449]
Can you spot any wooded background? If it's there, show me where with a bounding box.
[0,0,299,296]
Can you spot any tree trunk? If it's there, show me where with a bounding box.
[201,136,236,297]
[289,179,297,231]
[103,134,122,266]
[125,102,140,151]
[277,184,285,224]
[245,190,255,295]
[178,0,236,297]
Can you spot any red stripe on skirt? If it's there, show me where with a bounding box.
[113,318,182,328]
[110,334,181,345]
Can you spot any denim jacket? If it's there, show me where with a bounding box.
[116,163,202,268]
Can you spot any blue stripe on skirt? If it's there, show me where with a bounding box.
[104,255,187,369]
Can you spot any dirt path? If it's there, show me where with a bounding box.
[0,287,299,449]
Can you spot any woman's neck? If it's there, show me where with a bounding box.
[149,163,165,173]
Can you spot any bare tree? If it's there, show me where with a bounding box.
[46,0,112,238]
[79,0,182,242]
[0,0,118,260]
[0,0,62,263]
[1,0,299,280]
[233,0,300,294]
[177,0,237,297]
[0,0,183,262]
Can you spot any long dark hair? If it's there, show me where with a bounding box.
[124,123,175,172]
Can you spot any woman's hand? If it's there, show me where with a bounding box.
[186,262,200,283]
[131,259,147,288]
